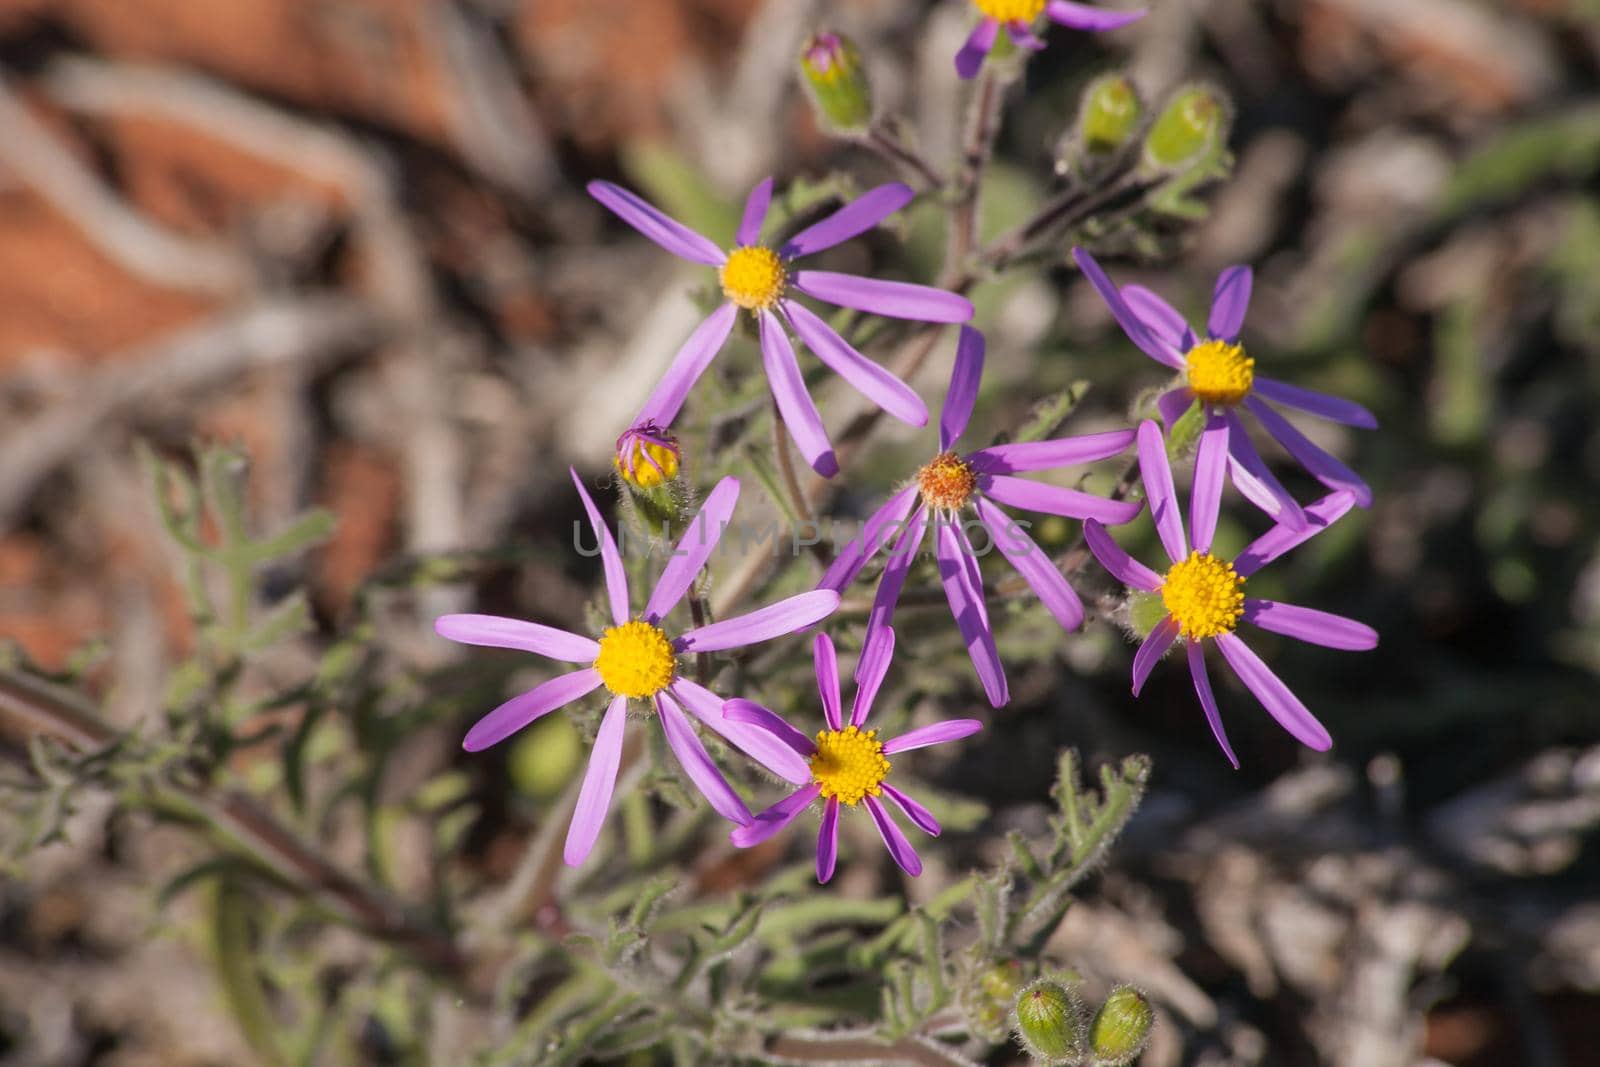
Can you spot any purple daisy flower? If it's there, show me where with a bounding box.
[956,2,1146,80]
[819,326,1142,708]
[1072,247,1378,529]
[613,420,680,490]
[588,177,974,477]
[435,469,839,866]
[1083,420,1377,767]
[725,629,982,882]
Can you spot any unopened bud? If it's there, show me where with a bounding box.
[1015,978,1086,1064]
[1080,75,1143,155]
[1089,985,1154,1065]
[963,959,1027,1041]
[800,32,872,133]
[1144,85,1230,172]
[614,422,680,491]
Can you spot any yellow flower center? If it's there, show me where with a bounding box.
[809,725,891,806]
[918,451,977,511]
[614,438,680,490]
[719,246,786,311]
[1185,339,1255,406]
[594,620,676,699]
[1160,552,1245,640]
[973,0,1046,21]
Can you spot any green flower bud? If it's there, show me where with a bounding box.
[1081,74,1143,154]
[1015,978,1086,1064]
[1143,85,1231,172]
[1126,589,1168,640]
[963,959,1027,1041]
[800,32,872,133]
[1089,985,1154,1065]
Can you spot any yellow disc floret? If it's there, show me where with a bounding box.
[974,0,1047,21]
[594,620,676,699]
[615,438,680,489]
[918,451,977,511]
[1160,551,1245,640]
[809,725,891,806]
[1185,339,1255,406]
[719,246,786,311]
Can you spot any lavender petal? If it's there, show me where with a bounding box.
[1234,490,1356,578]
[1215,632,1333,751]
[1047,1,1148,31]
[785,301,928,427]
[562,694,628,866]
[782,183,914,259]
[1121,283,1193,355]
[671,678,812,784]
[814,632,844,731]
[587,181,725,266]
[955,17,999,79]
[882,783,941,837]
[936,519,1009,708]
[635,302,738,427]
[866,795,923,876]
[657,692,751,825]
[978,473,1143,524]
[1243,599,1378,651]
[1246,396,1372,506]
[731,784,821,848]
[1083,519,1162,591]
[760,312,839,477]
[1133,617,1179,697]
[1224,409,1307,530]
[676,590,839,653]
[818,485,919,593]
[645,476,738,623]
[723,698,817,758]
[1191,409,1230,554]
[1207,265,1253,341]
[1072,248,1186,367]
[882,718,983,754]
[941,325,985,450]
[817,798,841,882]
[1253,377,1379,430]
[435,614,599,663]
[570,467,630,625]
[736,176,773,247]
[976,495,1084,631]
[969,428,1136,474]
[851,625,896,728]
[463,668,603,752]
[791,270,974,323]
[1137,419,1187,563]
[1187,643,1239,769]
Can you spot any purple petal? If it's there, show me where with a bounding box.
[645,476,738,623]
[782,183,914,259]
[955,17,999,79]
[563,694,628,866]
[760,312,839,477]
[1235,490,1356,578]
[1243,599,1378,651]
[941,325,985,450]
[676,589,839,653]
[819,485,919,593]
[975,496,1084,631]
[851,625,896,728]
[570,468,630,625]
[969,428,1135,475]
[731,784,821,848]
[978,473,1143,524]
[435,614,599,663]
[1072,248,1186,367]
[723,698,817,759]
[736,177,773,247]
[1083,519,1162,591]
[954,522,991,630]
[1047,1,1148,31]
[671,678,811,784]
[784,301,927,427]
[635,302,738,427]
[1187,643,1239,769]
[1121,284,1194,354]
[587,181,725,266]
[935,519,1008,708]
[1157,387,1197,430]
[817,798,841,882]
[1245,397,1372,507]
[1207,265,1253,341]
[657,692,751,825]
[1191,409,1230,554]
[1215,632,1332,751]
[1136,419,1187,562]
[1133,617,1179,696]
[791,271,974,324]
[815,632,843,731]
[1253,377,1378,430]
[862,506,929,658]
[866,795,923,876]
[882,718,983,754]
[1224,409,1307,530]
[463,668,603,752]
[1006,21,1047,50]
[881,783,940,837]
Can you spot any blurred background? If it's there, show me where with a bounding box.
[1,1,1598,1065]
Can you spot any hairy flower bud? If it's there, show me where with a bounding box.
[1144,84,1231,172]
[1081,74,1143,154]
[800,31,873,133]
[1089,985,1154,1065]
[614,422,689,532]
[1014,978,1086,1064]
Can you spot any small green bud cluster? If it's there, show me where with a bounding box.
[1015,977,1155,1065]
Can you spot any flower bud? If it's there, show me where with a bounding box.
[614,422,681,491]
[962,959,1026,1039]
[800,31,873,133]
[1014,978,1086,1064]
[1143,85,1230,172]
[1088,985,1154,1065]
[1080,74,1143,155]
